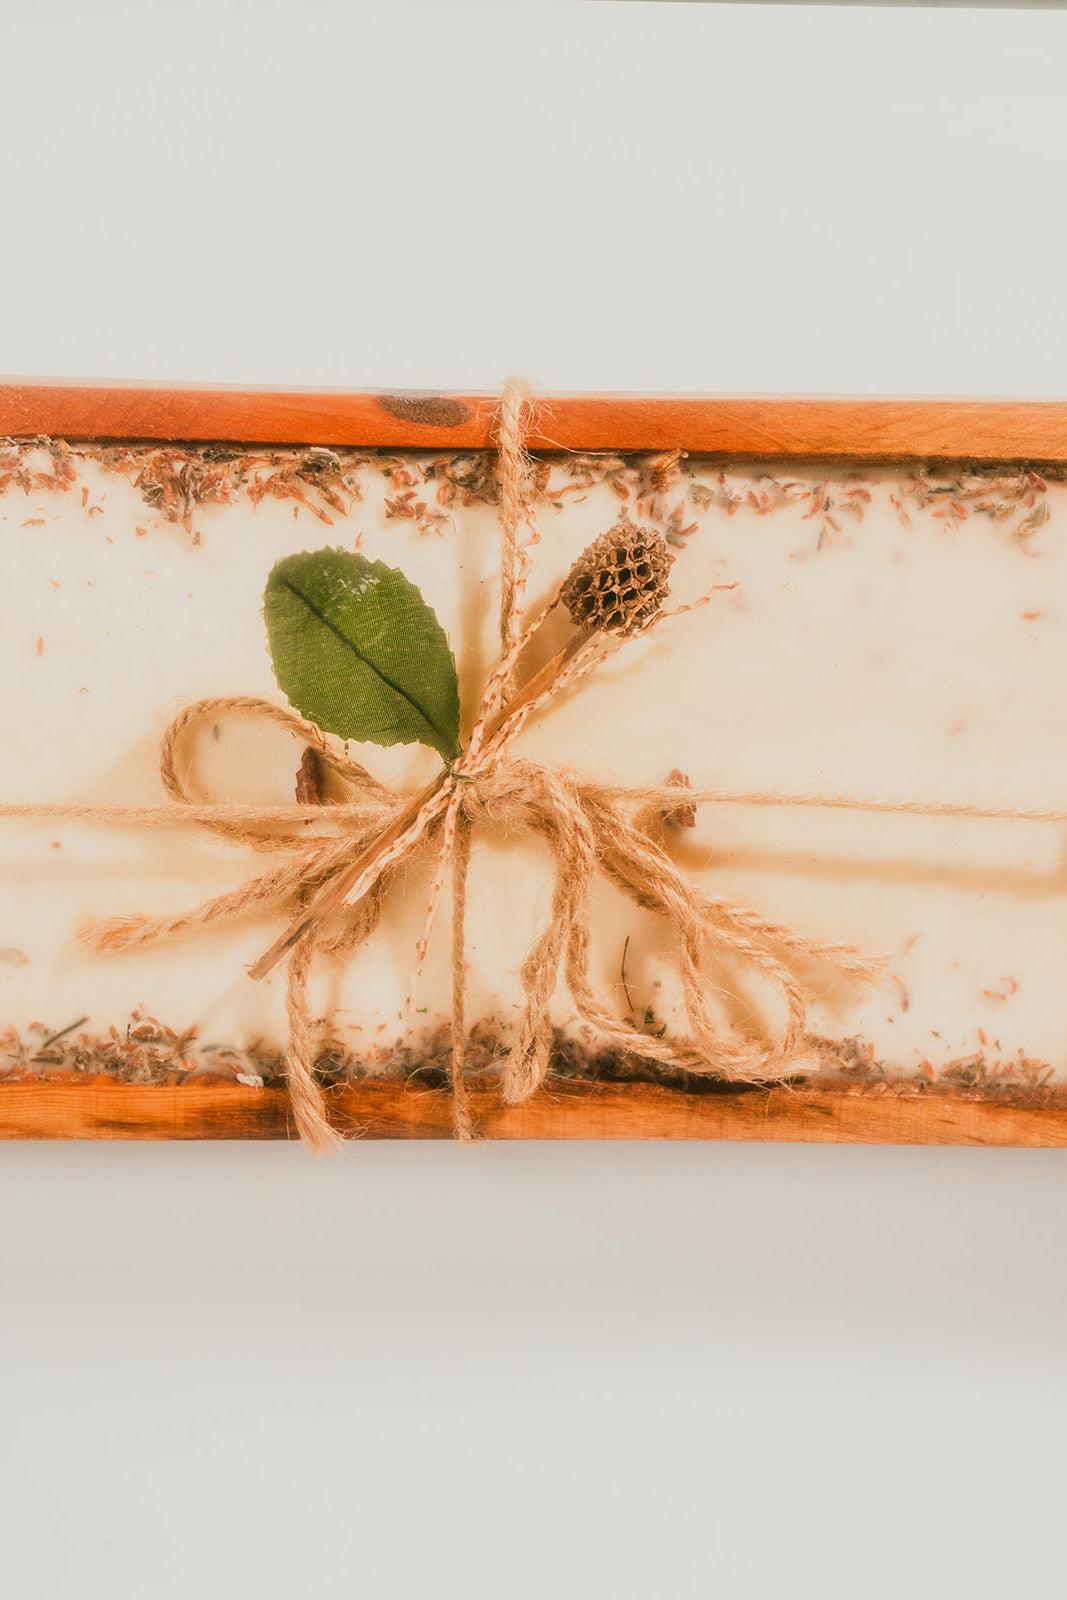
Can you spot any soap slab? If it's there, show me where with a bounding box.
[2,390,1066,1142]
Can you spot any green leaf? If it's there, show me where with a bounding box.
[263,548,461,760]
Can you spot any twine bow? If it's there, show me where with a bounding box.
[52,378,880,1150]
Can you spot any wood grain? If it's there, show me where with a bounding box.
[1,1077,1065,1146]
[3,379,1067,461]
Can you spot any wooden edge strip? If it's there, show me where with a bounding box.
[2,380,1067,461]
[2,1078,1066,1146]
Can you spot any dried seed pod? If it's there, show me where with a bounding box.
[295,745,324,806]
[664,768,697,829]
[559,519,674,636]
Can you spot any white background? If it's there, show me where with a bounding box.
[2,4,1067,1596]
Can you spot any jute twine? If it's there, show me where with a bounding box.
[5,378,1066,1150]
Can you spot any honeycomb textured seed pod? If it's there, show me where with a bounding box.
[559,520,674,636]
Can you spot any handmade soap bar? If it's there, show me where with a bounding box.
[0,441,1062,1098]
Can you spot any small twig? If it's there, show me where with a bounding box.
[620,935,636,1018]
[31,1015,89,1059]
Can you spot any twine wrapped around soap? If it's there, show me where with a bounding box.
[38,380,871,1149]
[11,380,1065,1150]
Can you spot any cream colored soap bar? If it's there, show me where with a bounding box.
[0,442,1062,1093]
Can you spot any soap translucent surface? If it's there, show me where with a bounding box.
[0,447,1061,1089]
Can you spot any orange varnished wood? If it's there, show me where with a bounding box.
[0,1077,1065,1146]
[2,379,1067,461]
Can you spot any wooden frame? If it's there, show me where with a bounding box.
[5,378,1067,1147]
[4,379,1067,461]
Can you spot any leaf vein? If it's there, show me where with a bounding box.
[278,574,454,752]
